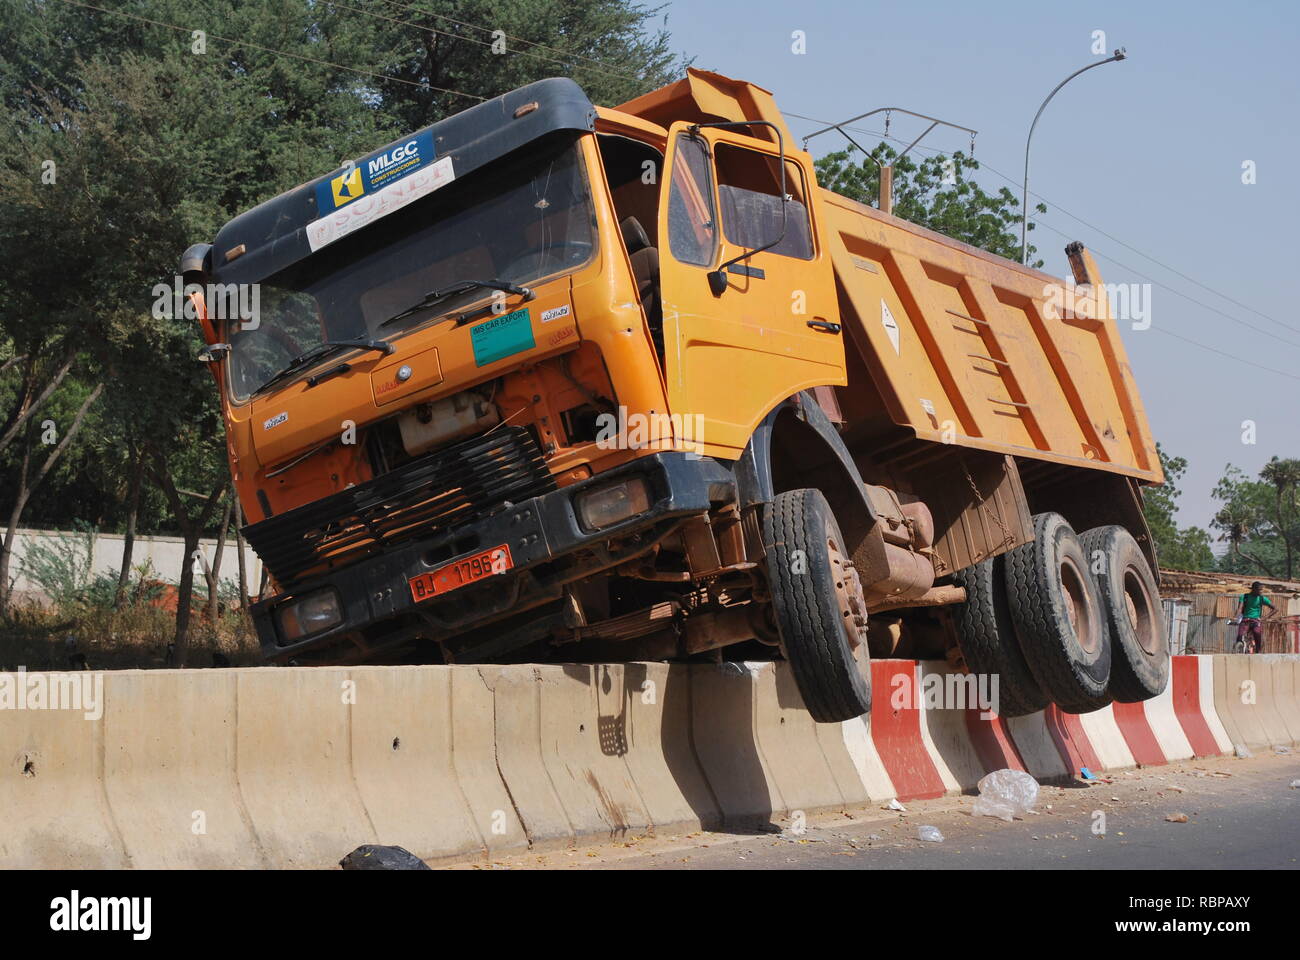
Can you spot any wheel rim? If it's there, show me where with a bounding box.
[1122,565,1159,655]
[826,520,869,651]
[1059,555,1098,654]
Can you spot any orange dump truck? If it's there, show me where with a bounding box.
[181,69,1166,722]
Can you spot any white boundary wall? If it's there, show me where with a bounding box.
[4,528,261,601]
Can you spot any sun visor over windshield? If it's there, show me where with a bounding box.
[211,78,597,285]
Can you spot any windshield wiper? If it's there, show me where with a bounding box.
[380,279,535,329]
[251,338,393,397]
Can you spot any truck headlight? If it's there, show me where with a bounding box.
[277,589,343,642]
[575,477,651,531]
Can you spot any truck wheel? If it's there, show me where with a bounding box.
[1078,525,1168,701]
[1002,512,1111,708]
[762,488,872,723]
[951,557,1049,718]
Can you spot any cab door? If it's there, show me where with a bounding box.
[656,121,846,457]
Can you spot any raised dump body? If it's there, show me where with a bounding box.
[821,192,1161,484]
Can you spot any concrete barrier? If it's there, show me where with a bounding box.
[1214,656,1271,749]
[751,663,848,814]
[1169,655,1228,757]
[1247,656,1298,747]
[535,664,652,840]
[690,662,784,827]
[1073,704,1137,771]
[349,666,491,863]
[837,715,898,802]
[477,665,573,850]
[234,668,376,867]
[619,662,720,833]
[0,673,127,869]
[1110,701,1167,767]
[869,661,946,801]
[1042,705,1102,777]
[102,669,262,868]
[448,667,529,854]
[916,663,991,791]
[4,653,1298,867]
[1137,672,1195,763]
[1271,656,1300,745]
[1004,712,1071,781]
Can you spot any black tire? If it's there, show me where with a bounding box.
[762,488,872,723]
[1003,512,1111,708]
[1078,525,1168,702]
[950,557,1049,718]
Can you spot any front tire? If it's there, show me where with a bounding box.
[1003,512,1111,711]
[762,488,872,723]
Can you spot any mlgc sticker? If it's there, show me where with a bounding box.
[263,411,288,431]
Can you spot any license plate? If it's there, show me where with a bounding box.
[409,545,513,602]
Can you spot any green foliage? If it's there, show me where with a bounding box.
[1142,444,1215,571]
[1212,456,1300,580]
[814,142,1046,267]
[14,523,96,612]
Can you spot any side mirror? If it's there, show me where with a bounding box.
[197,343,231,363]
[706,269,729,296]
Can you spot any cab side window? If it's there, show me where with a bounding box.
[667,133,717,266]
[714,144,814,260]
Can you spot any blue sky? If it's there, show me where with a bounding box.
[659,0,1300,535]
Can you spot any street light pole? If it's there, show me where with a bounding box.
[1020,48,1127,265]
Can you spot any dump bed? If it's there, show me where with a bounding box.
[820,190,1162,484]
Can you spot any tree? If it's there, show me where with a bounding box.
[815,142,1047,267]
[1141,444,1214,571]
[1213,458,1300,580]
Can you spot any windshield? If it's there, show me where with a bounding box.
[226,135,595,401]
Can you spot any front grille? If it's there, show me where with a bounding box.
[244,426,555,588]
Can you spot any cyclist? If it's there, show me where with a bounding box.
[1232,581,1275,653]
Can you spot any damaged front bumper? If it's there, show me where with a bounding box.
[250,452,736,661]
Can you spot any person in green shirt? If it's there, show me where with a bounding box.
[1233,582,1275,653]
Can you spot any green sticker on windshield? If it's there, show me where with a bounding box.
[471,307,534,367]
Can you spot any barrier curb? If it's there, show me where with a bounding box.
[3,653,1297,868]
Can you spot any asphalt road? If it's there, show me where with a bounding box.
[449,752,1300,870]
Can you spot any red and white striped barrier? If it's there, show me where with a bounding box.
[1,653,1290,867]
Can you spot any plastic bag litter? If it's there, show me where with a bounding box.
[887,798,906,812]
[1234,744,1253,759]
[1274,745,1291,755]
[917,825,944,843]
[1290,780,1300,789]
[971,768,1040,822]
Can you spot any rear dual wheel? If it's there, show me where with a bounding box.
[1078,525,1168,701]
[1003,512,1112,713]
[950,556,1049,718]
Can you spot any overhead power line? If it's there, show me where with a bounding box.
[787,109,1300,340]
